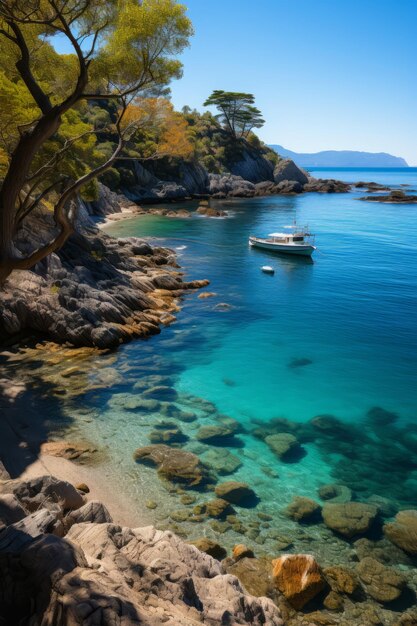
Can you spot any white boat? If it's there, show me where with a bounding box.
[261,265,275,274]
[249,225,316,257]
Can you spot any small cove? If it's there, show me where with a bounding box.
[3,167,417,565]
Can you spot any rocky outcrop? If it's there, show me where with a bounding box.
[272,554,328,609]
[133,444,208,486]
[0,201,208,348]
[273,159,309,185]
[0,474,283,626]
[359,190,417,203]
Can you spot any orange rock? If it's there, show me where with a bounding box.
[272,554,327,609]
[232,544,255,561]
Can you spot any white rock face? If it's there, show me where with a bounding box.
[0,473,283,626]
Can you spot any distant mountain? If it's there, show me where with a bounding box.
[269,145,408,168]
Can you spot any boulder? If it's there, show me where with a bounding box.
[10,476,85,512]
[273,159,309,185]
[202,448,242,475]
[285,496,321,522]
[1,520,283,626]
[265,433,302,460]
[275,180,303,194]
[272,554,328,609]
[322,502,378,538]
[214,482,258,506]
[206,498,235,519]
[188,538,227,560]
[225,557,274,599]
[66,501,113,526]
[142,385,178,401]
[196,423,238,444]
[133,444,206,486]
[233,544,255,561]
[318,483,352,503]
[148,425,186,444]
[40,441,97,461]
[0,494,27,527]
[383,510,417,555]
[356,557,406,603]
[324,566,360,596]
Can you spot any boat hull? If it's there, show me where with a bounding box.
[249,238,315,256]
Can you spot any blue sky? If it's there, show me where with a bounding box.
[170,0,417,165]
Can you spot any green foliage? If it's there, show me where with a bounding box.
[203,90,265,139]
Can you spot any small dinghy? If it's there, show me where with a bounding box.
[261,265,275,274]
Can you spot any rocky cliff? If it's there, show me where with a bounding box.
[109,149,350,204]
[0,199,208,348]
[0,473,283,625]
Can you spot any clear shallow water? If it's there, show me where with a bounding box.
[106,169,417,424]
[10,168,417,552]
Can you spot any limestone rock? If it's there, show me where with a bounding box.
[384,510,417,555]
[214,481,258,506]
[1,515,283,625]
[10,475,85,512]
[356,557,406,603]
[322,502,378,538]
[285,496,322,522]
[133,444,206,486]
[272,554,328,609]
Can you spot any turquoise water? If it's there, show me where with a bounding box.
[99,167,417,515]
[13,167,416,550]
[106,169,417,425]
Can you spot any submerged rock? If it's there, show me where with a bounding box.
[384,510,417,555]
[272,554,328,609]
[205,498,235,518]
[285,496,322,522]
[214,481,258,506]
[202,448,242,475]
[133,444,206,486]
[232,544,255,561]
[148,425,187,444]
[324,565,360,596]
[142,385,178,401]
[265,433,303,461]
[196,423,239,444]
[188,538,227,560]
[356,557,406,603]
[318,483,353,504]
[40,441,97,461]
[322,502,378,538]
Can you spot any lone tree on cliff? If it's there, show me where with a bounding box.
[0,0,192,284]
[203,90,265,139]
